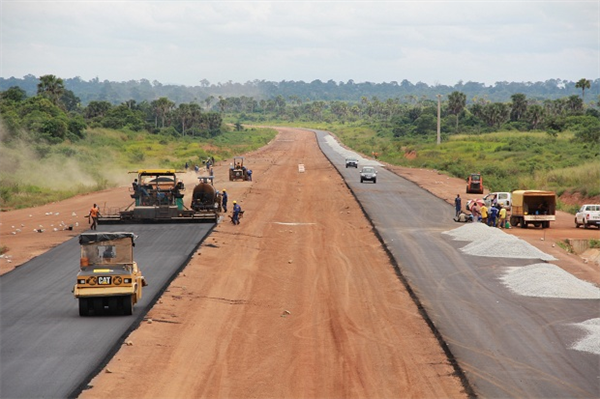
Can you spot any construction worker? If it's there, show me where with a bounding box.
[480,203,488,225]
[221,189,228,212]
[454,194,462,217]
[87,203,100,231]
[232,201,241,225]
[498,204,507,229]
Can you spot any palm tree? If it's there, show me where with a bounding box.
[204,95,214,111]
[510,93,528,121]
[37,74,65,106]
[151,97,174,128]
[575,78,591,102]
[176,103,191,136]
[448,91,466,132]
[525,105,544,130]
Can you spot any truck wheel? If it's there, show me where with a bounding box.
[584,223,589,229]
[373,179,377,184]
[520,221,528,229]
[575,218,580,228]
[510,217,518,227]
[360,178,364,183]
[122,295,133,315]
[78,298,90,317]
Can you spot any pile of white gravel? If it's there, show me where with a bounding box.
[445,222,600,356]
[443,223,557,261]
[501,264,600,299]
[444,222,508,241]
[571,318,600,355]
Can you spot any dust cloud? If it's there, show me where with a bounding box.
[0,123,130,191]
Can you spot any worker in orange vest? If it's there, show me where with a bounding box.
[87,203,100,230]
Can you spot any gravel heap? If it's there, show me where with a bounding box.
[501,264,600,299]
[570,318,600,355]
[443,222,507,242]
[445,222,599,356]
[443,223,557,261]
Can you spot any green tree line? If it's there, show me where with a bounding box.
[1,74,599,106]
[0,75,223,145]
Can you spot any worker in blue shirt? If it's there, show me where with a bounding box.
[232,201,241,225]
[221,189,228,212]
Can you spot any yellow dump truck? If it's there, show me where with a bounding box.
[73,232,147,316]
[509,190,556,229]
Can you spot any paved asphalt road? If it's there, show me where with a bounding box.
[314,129,599,399]
[0,223,213,399]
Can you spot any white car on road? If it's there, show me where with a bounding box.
[575,204,600,229]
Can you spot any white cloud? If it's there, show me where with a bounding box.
[1,1,598,85]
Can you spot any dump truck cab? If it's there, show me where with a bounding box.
[73,232,147,316]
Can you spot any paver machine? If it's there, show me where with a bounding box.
[73,232,147,316]
[229,157,248,181]
[98,169,215,223]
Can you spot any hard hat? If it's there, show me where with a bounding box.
[222,189,226,192]
[233,201,237,204]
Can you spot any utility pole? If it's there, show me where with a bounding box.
[436,94,441,145]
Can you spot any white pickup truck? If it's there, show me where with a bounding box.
[484,192,511,210]
[574,204,600,229]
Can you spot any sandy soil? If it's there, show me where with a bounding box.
[1,127,598,398]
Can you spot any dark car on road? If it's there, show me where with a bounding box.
[345,158,358,168]
[360,166,377,183]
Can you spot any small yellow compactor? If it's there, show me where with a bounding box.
[73,232,147,316]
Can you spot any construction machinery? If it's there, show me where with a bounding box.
[229,156,248,181]
[73,232,147,316]
[509,190,556,228]
[191,176,222,222]
[98,169,215,223]
[466,173,484,194]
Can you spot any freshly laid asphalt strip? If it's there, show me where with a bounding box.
[0,223,213,399]
[313,129,599,399]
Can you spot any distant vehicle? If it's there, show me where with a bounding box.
[510,190,556,228]
[466,173,484,194]
[73,232,147,316]
[229,156,248,181]
[484,192,511,209]
[345,158,358,168]
[360,167,377,184]
[575,204,600,229]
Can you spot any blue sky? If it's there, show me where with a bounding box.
[1,0,598,86]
